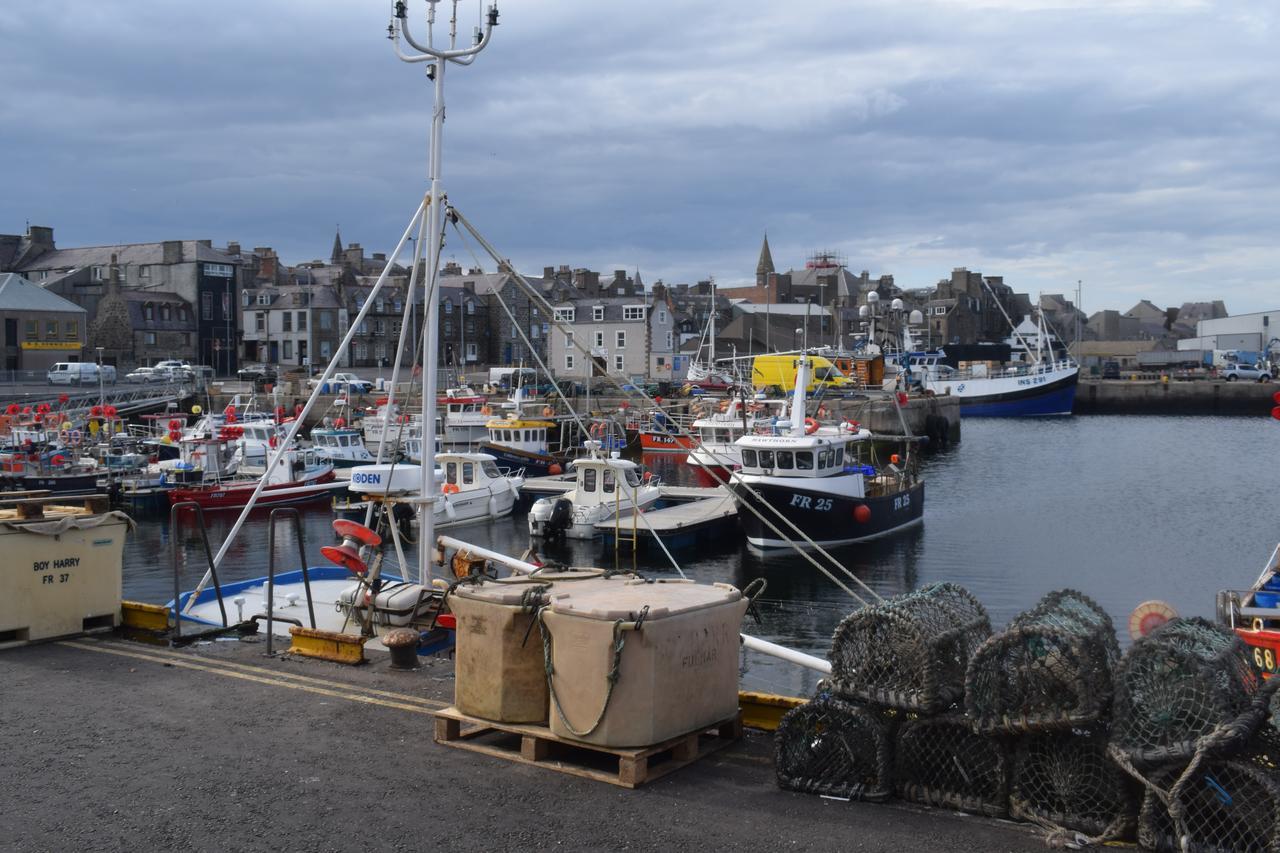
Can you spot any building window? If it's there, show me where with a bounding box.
[358,320,368,334]
[657,356,666,367]
[145,332,157,346]
[283,340,293,360]
[160,304,171,321]
[666,331,673,349]
[565,353,575,371]
[252,313,263,332]
[143,303,155,321]
[529,323,540,339]
[375,320,385,336]
[443,299,453,314]
[444,320,453,336]
[616,330,626,350]
[613,354,624,373]
[320,312,333,331]
[564,332,574,348]
[282,313,292,332]
[139,265,151,281]
[182,332,191,346]
[658,310,667,323]
[92,266,106,281]
[510,325,516,339]
[553,307,575,322]
[375,343,387,361]
[623,306,644,321]
[297,311,307,331]
[320,341,331,359]
[45,320,57,338]
[64,320,78,339]
[393,299,403,313]
[299,340,307,363]
[354,343,366,361]
[592,305,605,322]
[242,290,253,307]
[375,298,384,313]
[257,292,271,306]
[466,300,475,315]
[24,320,36,339]
[466,342,477,361]
[202,292,212,320]
[205,263,233,278]
[593,331,605,349]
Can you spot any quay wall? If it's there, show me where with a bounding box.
[1075,378,1276,415]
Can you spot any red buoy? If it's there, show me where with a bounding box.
[548,463,563,475]
[1272,406,1280,421]
[853,504,871,523]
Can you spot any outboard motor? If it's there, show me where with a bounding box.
[546,497,573,543]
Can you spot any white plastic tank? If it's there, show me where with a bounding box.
[540,578,748,747]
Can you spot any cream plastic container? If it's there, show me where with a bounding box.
[541,578,748,747]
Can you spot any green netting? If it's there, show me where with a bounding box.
[774,695,898,802]
[966,589,1120,733]
[829,582,991,714]
[1008,728,1137,842]
[893,713,1011,817]
[1110,617,1263,767]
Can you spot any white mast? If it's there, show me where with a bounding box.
[394,0,499,583]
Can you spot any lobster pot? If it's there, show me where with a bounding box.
[1138,749,1280,853]
[541,578,748,747]
[893,714,1011,817]
[1110,618,1262,767]
[774,695,897,802]
[1009,729,1137,841]
[829,582,991,713]
[965,589,1121,733]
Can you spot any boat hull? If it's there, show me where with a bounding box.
[939,369,1079,417]
[638,431,696,452]
[477,442,562,477]
[730,479,924,549]
[168,471,337,510]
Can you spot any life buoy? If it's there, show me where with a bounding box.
[590,422,605,438]
[816,406,829,418]
[542,406,554,417]
[481,405,492,416]
[59,430,69,444]
[804,417,819,435]
[442,483,460,495]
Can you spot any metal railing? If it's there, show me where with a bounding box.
[264,507,316,656]
[169,501,226,643]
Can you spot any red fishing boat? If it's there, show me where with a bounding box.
[1217,542,1280,677]
[167,447,338,510]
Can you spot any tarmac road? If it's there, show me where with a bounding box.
[0,636,1047,853]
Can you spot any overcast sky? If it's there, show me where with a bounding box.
[2,1,1277,314]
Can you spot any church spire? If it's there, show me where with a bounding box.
[756,232,775,286]
[330,225,343,265]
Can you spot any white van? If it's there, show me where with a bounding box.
[47,362,116,385]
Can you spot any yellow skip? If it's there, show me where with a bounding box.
[288,626,367,665]
[738,690,805,732]
[120,600,171,632]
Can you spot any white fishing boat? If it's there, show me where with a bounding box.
[685,396,790,478]
[439,387,490,445]
[527,444,661,540]
[310,426,375,468]
[346,451,523,529]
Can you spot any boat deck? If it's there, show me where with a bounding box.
[596,492,738,548]
[521,474,723,502]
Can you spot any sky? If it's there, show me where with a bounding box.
[2,0,1278,314]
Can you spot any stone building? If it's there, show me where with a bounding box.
[547,295,666,381]
[0,272,87,371]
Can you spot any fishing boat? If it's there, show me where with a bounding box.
[527,445,661,540]
[439,387,490,446]
[1217,542,1280,677]
[636,407,697,452]
[167,447,337,510]
[310,425,375,468]
[729,355,924,549]
[477,412,568,477]
[347,451,523,529]
[685,396,789,479]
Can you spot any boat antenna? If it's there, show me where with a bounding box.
[392,0,499,584]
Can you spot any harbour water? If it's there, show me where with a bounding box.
[122,414,1277,697]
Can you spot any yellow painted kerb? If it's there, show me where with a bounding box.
[121,600,171,632]
[288,626,367,665]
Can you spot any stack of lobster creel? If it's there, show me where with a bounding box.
[1108,617,1280,852]
[775,587,1280,849]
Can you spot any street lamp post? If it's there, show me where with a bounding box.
[96,347,104,411]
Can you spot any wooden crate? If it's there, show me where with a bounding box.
[433,705,742,788]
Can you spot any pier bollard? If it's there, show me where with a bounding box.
[384,628,420,671]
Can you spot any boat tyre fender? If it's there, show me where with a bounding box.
[804,417,819,435]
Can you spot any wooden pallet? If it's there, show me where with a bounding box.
[433,706,742,788]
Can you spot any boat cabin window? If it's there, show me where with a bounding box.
[524,430,533,442]
[796,451,813,470]
[716,429,733,444]
[446,462,458,484]
[602,469,616,493]
[834,446,844,468]
[482,460,501,478]
[741,449,757,468]
[776,451,794,470]
[463,462,474,484]
[625,469,640,487]
[757,450,774,468]
[582,468,597,492]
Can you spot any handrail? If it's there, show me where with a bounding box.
[264,507,316,656]
[170,501,227,643]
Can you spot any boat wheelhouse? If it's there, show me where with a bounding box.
[685,397,788,477]
[438,388,490,446]
[311,427,374,468]
[478,415,564,477]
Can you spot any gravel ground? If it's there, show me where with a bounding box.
[0,635,1046,853]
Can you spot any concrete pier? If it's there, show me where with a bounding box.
[1075,377,1276,415]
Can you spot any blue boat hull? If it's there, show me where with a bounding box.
[958,373,1078,417]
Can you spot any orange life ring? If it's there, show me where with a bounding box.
[816,406,829,418]
[542,406,554,417]
[804,417,819,435]
[481,406,492,416]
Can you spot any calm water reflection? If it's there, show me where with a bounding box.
[124,414,1278,697]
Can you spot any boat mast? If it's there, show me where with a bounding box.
[394,0,499,583]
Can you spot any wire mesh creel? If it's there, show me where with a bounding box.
[1110,617,1263,768]
[1009,728,1138,842]
[893,713,1012,817]
[965,589,1121,734]
[774,694,898,802]
[829,582,992,714]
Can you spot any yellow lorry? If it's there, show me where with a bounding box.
[750,354,857,392]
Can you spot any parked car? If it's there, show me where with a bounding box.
[237,363,278,383]
[308,372,373,393]
[1101,361,1121,379]
[126,367,159,384]
[1222,363,1272,382]
[47,362,114,385]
